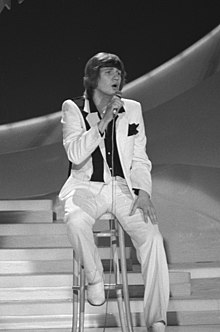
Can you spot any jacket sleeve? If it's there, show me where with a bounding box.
[61,99,103,165]
[130,102,152,197]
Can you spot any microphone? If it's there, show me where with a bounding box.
[113,91,122,115]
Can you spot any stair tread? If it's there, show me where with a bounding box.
[0,224,66,236]
[0,313,220,330]
[169,261,220,278]
[1,327,220,332]
[0,294,220,312]
[0,200,53,211]
[0,211,53,223]
[0,270,190,286]
[0,276,218,300]
[0,328,220,332]
[0,283,190,300]
[191,277,220,298]
[0,271,184,283]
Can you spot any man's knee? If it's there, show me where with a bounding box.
[151,229,163,244]
[66,210,93,235]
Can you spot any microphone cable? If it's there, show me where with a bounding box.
[102,114,118,332]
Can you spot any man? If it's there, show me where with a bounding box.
[59,52,169,331]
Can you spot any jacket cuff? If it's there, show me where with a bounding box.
[132,188,140,196]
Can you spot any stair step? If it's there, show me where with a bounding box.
[0,211,54,223]
[0,235,70,248]
[132,265,190,284]
[0,269,190,286]
[0,220,133,239]
[0,247,131,262]
[0,276,218,315]
[0,224,66,236]
[0,232,132,248]
[86,327,220,332]
[166,327,220,332]
[0,287,74,301]
[1,327,220,332]
[0,200,53,211]
[191,277,220,298]
[0,221,114,236]
[0,294,219,316]
[0,280,190,301]
[0,305,220,327]
[169,262,220,279]
[0,256,132,275]
[168,310,220,326]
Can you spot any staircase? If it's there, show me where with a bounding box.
[0,199,220,331]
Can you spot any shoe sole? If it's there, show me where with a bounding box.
[87,298,106,306]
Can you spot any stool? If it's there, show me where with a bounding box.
[72,213,134,332]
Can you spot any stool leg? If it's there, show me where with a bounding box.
[118,224,134,332]
[79,264,85,332]
[110,220,127,332]
[72,251,79,332]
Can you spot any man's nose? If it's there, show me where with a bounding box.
[113,72,120,80]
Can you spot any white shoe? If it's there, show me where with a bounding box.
[87,280,105,306]
[149,322,166,332]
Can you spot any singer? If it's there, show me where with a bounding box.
[59,52,169,332]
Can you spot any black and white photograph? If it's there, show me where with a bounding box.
[0,1,220,331]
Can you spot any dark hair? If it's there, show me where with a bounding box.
[83,52,126,98]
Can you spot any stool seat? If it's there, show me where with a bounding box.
[71,213,134,332]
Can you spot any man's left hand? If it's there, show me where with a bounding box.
[129,189,158,224]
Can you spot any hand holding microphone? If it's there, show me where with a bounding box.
[98,91,123,134]
[103,91,123,124]
[101,91,123,124]
[112,91,122,116]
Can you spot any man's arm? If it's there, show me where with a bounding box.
[62,100,103,165]
[130,102,152,196]
[130,189,158,224]
[129,102,157,224]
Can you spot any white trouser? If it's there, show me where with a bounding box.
[63,177,169,327]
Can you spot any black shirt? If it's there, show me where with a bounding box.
[89,98,125,179]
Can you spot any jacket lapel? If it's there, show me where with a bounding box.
[116,109,129,166]
[84,98,108,163]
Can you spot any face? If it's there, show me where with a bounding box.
[95,67,122,96]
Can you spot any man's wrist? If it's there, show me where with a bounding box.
[134,188,151,199]
[98,119,108,134]
[139,189,151,199]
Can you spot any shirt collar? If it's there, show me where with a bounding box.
[89,97,125,115]
[89,98,98,113]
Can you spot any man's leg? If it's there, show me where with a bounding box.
[64,194,106,305]
[65,206,103,284]
[114,180,169,329]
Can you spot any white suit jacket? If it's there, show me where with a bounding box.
[59,97,152,201]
